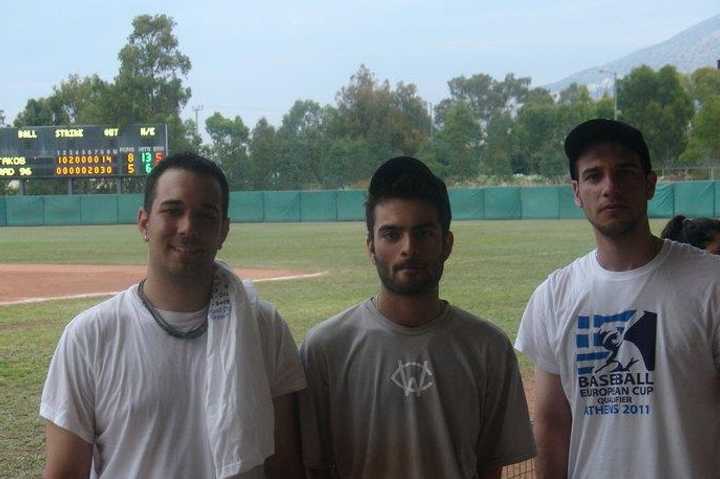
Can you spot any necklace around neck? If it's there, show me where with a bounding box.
[137,280,208,340]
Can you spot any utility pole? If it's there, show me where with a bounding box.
[192,105,204,134]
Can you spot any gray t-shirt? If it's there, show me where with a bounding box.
[300,299,535,479]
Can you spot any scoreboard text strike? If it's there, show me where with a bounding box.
[0,125,167,179]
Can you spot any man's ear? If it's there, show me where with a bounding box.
[571,180,582,208]
[218,218,230,249]
[137,208,150,241]
[645,171,658,201]
[366,237,376,264]
[443,231,454,260]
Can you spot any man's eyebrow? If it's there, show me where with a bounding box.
[412,222,439,230]
[158,199,183,207]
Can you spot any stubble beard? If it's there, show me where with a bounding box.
[588,210,645,240]
[374,255,445,296]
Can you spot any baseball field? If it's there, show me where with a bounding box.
[0,219,669,477]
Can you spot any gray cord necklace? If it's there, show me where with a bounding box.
[137,280,208,339]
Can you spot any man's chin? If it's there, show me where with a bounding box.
[381,278,439,296]
[592,219,639,238]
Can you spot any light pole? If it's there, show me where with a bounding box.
[598,69,618,120]
[192,105,204,134]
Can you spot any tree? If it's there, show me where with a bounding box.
[110,14,193,154]
[682,96,720,165]
[481,113,514,177]
[275,100,328,189]
[0,109,5,127]
[247,118,278,190]
[331,65,431,176]
[205,112,250,189]
[435,73,530,127]
[687,67,720,106]
[618,65,693,167]
[432,101,481,180]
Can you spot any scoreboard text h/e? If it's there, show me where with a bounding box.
[0,125,167,179]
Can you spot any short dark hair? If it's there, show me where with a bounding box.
[565,118,652,180]
[365,156,451,239]
[143,151,229,218]
[660,215,720,250]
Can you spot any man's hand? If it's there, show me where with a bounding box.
[44,422,93,479]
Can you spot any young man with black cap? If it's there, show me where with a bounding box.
[300,156,535,479]
[515,119,720,478]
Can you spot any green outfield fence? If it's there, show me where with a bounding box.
[0,181,716,226]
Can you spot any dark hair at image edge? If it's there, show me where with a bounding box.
[365,156,451,239]
[143,151,230,218]
[660,215,720,249]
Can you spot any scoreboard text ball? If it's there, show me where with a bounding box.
[0,125,167,179]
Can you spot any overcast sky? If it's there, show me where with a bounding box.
[2,1,717,129]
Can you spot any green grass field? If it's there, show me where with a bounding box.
[0,219,668,477]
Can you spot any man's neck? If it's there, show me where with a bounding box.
[375,288,445,328]
[142,269,214,312]
[594,224,663,272]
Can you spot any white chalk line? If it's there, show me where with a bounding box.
[0,271,328,307]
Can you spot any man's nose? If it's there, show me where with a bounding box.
[601,172,622,196]
[177,213,197,236]
[400,233,417,256]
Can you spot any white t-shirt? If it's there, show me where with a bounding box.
[516,240,720,478]
[40,284,307,479]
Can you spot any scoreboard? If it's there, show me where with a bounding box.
[0,124,167,179]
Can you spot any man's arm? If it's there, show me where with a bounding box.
[534,368,571,479]
[264,392,305,479]
[44,422,93,479]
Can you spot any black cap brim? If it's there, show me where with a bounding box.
[564,119,651,176]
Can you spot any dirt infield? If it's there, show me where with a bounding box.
[0,263,321,306]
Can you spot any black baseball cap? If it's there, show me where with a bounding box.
[368,156,451,229]
[564,119,651,179]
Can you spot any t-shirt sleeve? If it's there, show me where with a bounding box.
[257,301,307,398]
[515,280,560,374]
[475,342,536,469]
[297,331,334,470]
[39,322,96,444]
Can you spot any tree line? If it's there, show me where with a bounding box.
[3,14,719,194]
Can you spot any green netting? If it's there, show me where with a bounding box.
[80,195,118,224]
[6,196,44,225]
[449,189,484,220]
[264,191,300,222]
[674,181,715,217]
[337,190,365,221]
[118,194,143,224]
[2,181,718,226]
[300,191,337,221]
[44,196,82,225]
[484,187,521,219]
[0,196,6,226]
[229,191,264,222]
[521,186,560,219]
[557,186,583,219]
[648,183,674,218]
